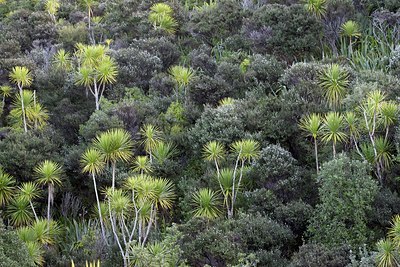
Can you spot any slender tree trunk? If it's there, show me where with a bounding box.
[332,142,336,158]
[92,173,106,241]
[314,137,319,173]
[231,160,245,218]
[19,86,28,133]
[112,161,116,191]
[214,159,229,215]
[30,200,38,221]
[47,184,53,221]
[229,152,242,219]
[94,81,99,110]
[352,135,364,159]
[385,127,389,141]
[33,90,37,129]
[108,200,125,266]
[349,38,353,55]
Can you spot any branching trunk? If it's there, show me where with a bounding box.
[231,159,245,217]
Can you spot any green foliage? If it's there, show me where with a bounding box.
[304,0,327,18]
[0,129,63,180]
[246,4,322,61]
[189,104,247,150]
[7,196,33,226]
[93,128,133,165]
[341,20,361,39]
[250,145,313,202]
[1,0,399,265]
[148,3,178,34]
[0,222,34,267]
[113,47,162,89]
[307,154,379,248]
[188,0,243,44]
[289,243,350,267]
[177,214,293,266]
[130,225,187,266]
[191,188,221,219]
[9,90,49,131]
[0,168,15,206]
[318,64,350,108]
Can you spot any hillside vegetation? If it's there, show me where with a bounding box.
[1,0,400,266]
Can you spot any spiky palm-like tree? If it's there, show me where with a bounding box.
[0,168,15,206]
[344,111,362,156]
[132,156,152,175]
[7,196,33,226]
[380,101,398,141]
[75,44,118,110]
[299,113,322,173]
[151,178,175,211]
[45,0,60,22]
[341,20,361,55]
[359,90,386,183]
[304,0,327,18]
[93,129,133,190]
[25,241,45,266]
[169,65,194,100]
[376,238,398,267]
[219,168,234,209]
[0,85,12,112]
[53,49,72,71]
[34,160,63,221]
[375,137,393,171]
[9,66,33,133]
[140,124,162,163]
[81,148,106,240]
[81,0,98,43]
[219,97,235,106]
[18,182,41,221]
[203,141,225,200]
[203,140,259,218]
[192,188,220,219]
[321,112,347,157]
[31,219,61,245]
[149,3,178,34]
[141,177,175,245]
[318,64,350,109]
[230,139,260,218]
[152,141,177,164]
[9,90,49,130]
[376,215,400,267]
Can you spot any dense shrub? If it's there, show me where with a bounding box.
[244,4,322,61]
[289,243,350,267]
[131,37,181,70]
[307,154,379,248]
[0,128,63,180]
[177,214,294,266]
[188,104,248,150]
[250,144,317,202]
[112,47,163,89]
[244,54,285,94]
[187,0,244,45]
[0,222,34,267]
[188,73,231,106]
